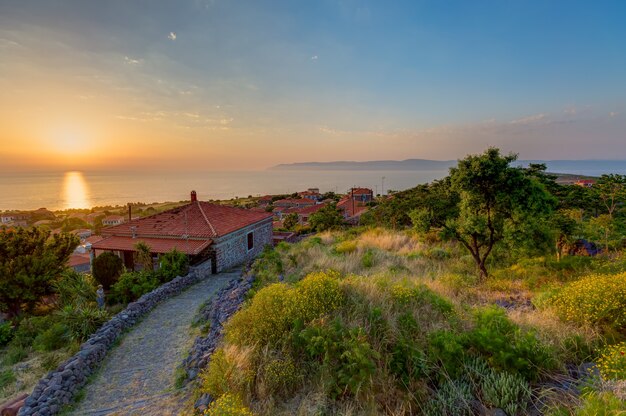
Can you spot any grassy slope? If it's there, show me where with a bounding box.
[194,228,626,415]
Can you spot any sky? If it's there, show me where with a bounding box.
[1,0,625,172]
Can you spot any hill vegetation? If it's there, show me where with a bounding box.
[196,148,626,416]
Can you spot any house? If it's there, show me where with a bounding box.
[71,228,93,240]
[337,197,369,223]
[273,198,317,208]
[283,202,328,224]
[575,179,595,188]
[257,195,274,206]
[1,212,30,225]
[92,191,273,274]
[348,187,374,203]
[298,188,321,201]
[68,253,91,273]
[101,215,125,226]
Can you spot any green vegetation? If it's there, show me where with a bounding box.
[92,251,124,290]
[194,148,626,416]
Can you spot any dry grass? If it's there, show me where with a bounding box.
[358,229,423,254]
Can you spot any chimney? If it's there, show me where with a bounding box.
[191,190,197,202]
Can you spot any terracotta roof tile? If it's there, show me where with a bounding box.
[101,201,272,239]
[93,236,212,255]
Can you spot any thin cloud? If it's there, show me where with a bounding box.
[168,32,177,41]
[510,113,547,125]
[311,55,318,60]
[609,111,618,117]
[124,56,141,65]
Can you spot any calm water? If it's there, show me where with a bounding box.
[0,170,449,211]
[2,161,626,211]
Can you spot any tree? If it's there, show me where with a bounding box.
[92,251,124,289]
[309,204,345,232]
[421,148,555,279]
[594,174,626,218]
[282,213,299,230]
[0,228,79,318]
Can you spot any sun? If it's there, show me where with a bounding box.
[49,127,93,156]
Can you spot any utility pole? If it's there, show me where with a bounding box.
[381,176,386,196]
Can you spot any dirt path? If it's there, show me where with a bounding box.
[68,271,237,415]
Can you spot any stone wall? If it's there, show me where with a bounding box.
[213,218,272,272]
[181,274,253,382]
[18,262,212,416]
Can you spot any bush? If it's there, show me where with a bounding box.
[227,271,343,347]
[335,240,357,254]
[57,304,109,341]
[549,272,626,330]
[361,249,375,268]
[11,315,56,347]
[157,249,189,282]
[575,390,626,415]
[467,306,556,381]
[423,379,473,416]
[596,342,626,380]
[3,344,28,365]
[297,320,379,398]
[54,270,97,308]
[204,393,254,416]
[0,369,16,390]
[261,356,300,395]
[33,322,68,351]
[481,371,531,416]
[111,271,160,304]
[200,348,254,400]
[0,321,13,347]
[92,251,124,290]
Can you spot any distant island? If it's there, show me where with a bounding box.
[270,158,626,174]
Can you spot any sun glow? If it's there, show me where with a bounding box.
[62,171,91,209]
[50,127,93,156]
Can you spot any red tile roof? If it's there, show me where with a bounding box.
[337,198,368,217]
[68,253,91,267]
[274,198,316,206]
[284,203,327,216]
[93,236,212,255]
[101,201,272,239]
[349,188,373,195]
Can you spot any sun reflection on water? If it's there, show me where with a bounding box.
[62,171,91,209]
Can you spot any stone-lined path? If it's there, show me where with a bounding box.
[68,271,237,415]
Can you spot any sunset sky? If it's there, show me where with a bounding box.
[1,0,625,172]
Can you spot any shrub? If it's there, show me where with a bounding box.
[0,321,13,347]
[57,304,109,341]
[298,320,379,398]
[481,371,531,416]
[200,348,254,400]
[54,270,97,308]
[33,322,68,351]
[549,272,626,330]
[428,330,467,378]
[335,240,357,254]
[111,271,160,304]
[92,251,124,290]
[423,379,474,416]
[424,247,450,260]
[12,315,56,347]
[251,246,283,287]
[389,337,429,385]
[157,249,189,282]
[3,344,28,365]
[596,342,626,380]
[575,390,626,415]
[361,249,375,268]
[227,271,343,347]
[261,356,300,395]
[467,306,556,381]
[0,369,16,390]
[41,352,64,371]
[204,393,254,416]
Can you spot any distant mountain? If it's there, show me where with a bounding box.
[270,159,626,175]
[270,159,457,171]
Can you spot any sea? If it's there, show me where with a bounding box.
[0,170,450,211]
[1,161,625,211]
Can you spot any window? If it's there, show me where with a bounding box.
[247,232,254,251]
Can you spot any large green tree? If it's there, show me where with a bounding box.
[309,204,345,232]
[0,228,79,317]
[417,148,555,279]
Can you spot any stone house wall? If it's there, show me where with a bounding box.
[213,218,272,272]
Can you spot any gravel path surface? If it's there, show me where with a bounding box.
[68,271,237,416]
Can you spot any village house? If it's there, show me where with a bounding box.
[92,191,273,274]
[101,215,125,226]
[283,202,328,224]
[348,187,374,203]
[297,188,322,201]
[273,198,317,209]
[1,212,30,225]
[575,179,595,188]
